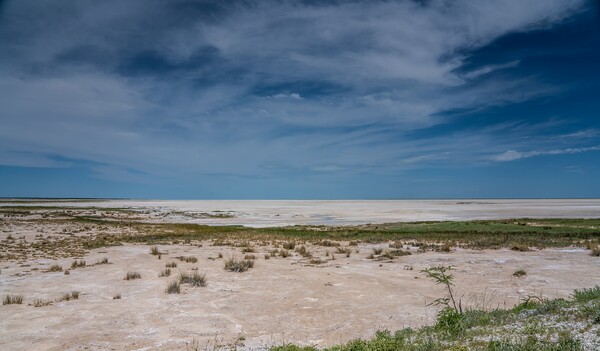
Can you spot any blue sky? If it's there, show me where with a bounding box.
[0,0,599,199]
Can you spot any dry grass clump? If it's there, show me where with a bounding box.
[336,247,351,257]
[241,246,255,253]
[244,254,256,260]
[295,245,312,257]
[150,246,160,255]
[96,258,109,265]
[279,249,290,258]
[32,299,52,307]
[315,240,339,247]
[510,243,531,252]
[373,248,383,255]
[224,257,254,272]
[309,258,325,265]
[179,271,207,287]
[513,269,527,277]
[165,261,177,268]
[177,256,198,263]
[113,293,121,300]
[57,291,79,302]
[166,281,180,294]
[282,241,296,250]
[71,260,86,269]
[124,271,141,280]
[48,264,63,272]
[437,242,453,252]
[590,245,600,257]
[3,295,23,305]
[159,268,171,277]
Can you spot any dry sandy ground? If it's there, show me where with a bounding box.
[2,241,599,350]
[7,199,600,227]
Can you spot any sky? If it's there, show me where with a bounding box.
[0,0,599,199]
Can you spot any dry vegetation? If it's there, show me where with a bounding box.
[1,205,599,350]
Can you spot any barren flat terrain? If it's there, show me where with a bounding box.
[1,203,599,350]
[3,199,600,227]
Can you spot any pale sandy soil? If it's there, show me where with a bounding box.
[4,199,600,227]
[2,240,599,350]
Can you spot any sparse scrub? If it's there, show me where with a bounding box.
[71,260,86,269]
[179,271,207,287]
[32,299,52,307]
[282,241,296,250]
[244,254,256,260]
[177,256,198,263]
[57,291,79,302]
[373,248,383,255]
[511,243,531,252]
[241,246,256,253]
[295,245,311,257]
[279,249,290,258]
[165,261,177,268]
[159,268,171,277]
[124,271,141,280]
[166,281,180,294]
[150,246,160,255]
[224,257,254,272]
[48,264,62,272]
[309,258,325,265]
[513,269,527,277]
[3,295,23,305]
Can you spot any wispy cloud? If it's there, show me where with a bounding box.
[493,146,600,162]
[0,0,593,188]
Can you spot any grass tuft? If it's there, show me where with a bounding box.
[3,295,23,305]
[224,257,255,272]
[166,281,180,294]
[124,271,141,280]
[179,271,207,287]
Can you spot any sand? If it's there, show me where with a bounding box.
[1,242,599,350]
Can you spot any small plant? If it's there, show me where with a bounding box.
[3,295,23,305]
[224,257,255,272]
[373,248,383,255]
[64,270,70,275]
[422,266,462,314]
[513,269,527,277]
[177,256,198,263]
[113,293,121,300]
[71,260,86,269]
[32,299,52,307]
[295,245,312,257]
[165,261,177,268]
[309,258,325,265]
[510,243,531,252]
[166,281,180,294]
[124,271,141,280]
[57,291,79,302]
[48,264,63,272]
[591,245,600,257]
[150,246,160,255]
[264,254,270,259]
[180,271,207,287]
[241,247,255,253]
[217,252,223,258]
[244,254,256,260]
[279,249,290,258]
[159,268,171,277]
[282,241,296,250]
[96,258,109,265]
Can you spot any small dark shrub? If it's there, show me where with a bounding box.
[124,271,141,280]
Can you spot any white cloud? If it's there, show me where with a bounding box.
[493,146,600,162]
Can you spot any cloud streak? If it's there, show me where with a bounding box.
[0,0,596,195]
